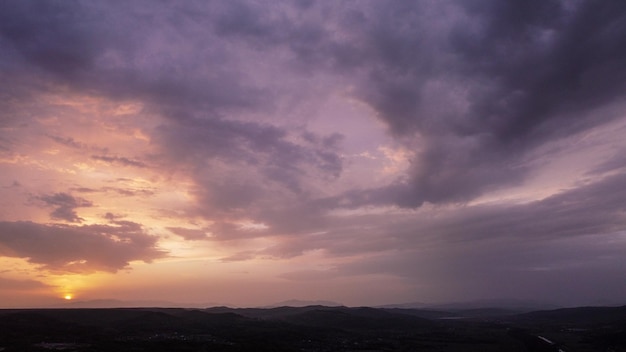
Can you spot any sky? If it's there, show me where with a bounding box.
[1,0,626,308]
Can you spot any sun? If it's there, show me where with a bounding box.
[64,294,73,300]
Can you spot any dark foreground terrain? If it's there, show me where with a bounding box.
[1,305,625,351]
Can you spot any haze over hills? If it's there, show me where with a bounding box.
[47,298,343,309]
[377,297,626,312]
[418,298,562,311]
[50,299,227,309]
[41,297,569,310]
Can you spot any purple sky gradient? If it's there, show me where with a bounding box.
[1,0,625,308]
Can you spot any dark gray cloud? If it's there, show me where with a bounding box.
[335,0,626,206]
[450,0,626,143]
[268,173,626,304]
[156,115,342,176]
[315,172,626,257]
[1,0,623,220]
[0,221,166,273]
[202,0,626,207]
[0,0,267,115]
[451,2,620,200]
[0,1,106,76]
[435,172,626,242]
[154,115,343,217]
[126,0,626,209]
[36,193,93,223]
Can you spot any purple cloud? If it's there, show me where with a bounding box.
[36,193,93,223]
[0,221,166,273]
[1,0,625,306]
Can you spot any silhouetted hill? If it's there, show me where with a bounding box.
[204,304,332,319]
[279,306,434,330]
[513,305,626,327]
[380,307,454,319]
[28,308,176,328]
[2,305,626,351]
[450,308,525,318]
[116,310,184,332]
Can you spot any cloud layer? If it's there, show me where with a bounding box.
[1,0,625,306]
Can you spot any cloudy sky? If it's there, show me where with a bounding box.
[1,0,625,308]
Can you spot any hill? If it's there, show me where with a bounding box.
[1,305,625,351]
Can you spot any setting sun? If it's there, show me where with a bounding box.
[64,295,73,300]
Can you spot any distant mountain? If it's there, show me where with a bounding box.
[2,305,625,351]
[512,305,626,327]
[205,304,330,319]
[261,299,343,308]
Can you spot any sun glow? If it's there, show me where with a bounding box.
[64,294,73,300]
